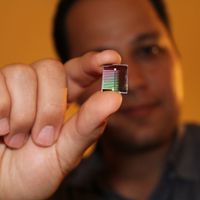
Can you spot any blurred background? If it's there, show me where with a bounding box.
[0,0,199,122]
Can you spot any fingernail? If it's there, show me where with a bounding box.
[5,133,27,149]
[36,126,55,146]
[0,118,9,136]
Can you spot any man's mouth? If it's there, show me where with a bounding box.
[120,101,161,118]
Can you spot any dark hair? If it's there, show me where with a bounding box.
[53,0,171,62]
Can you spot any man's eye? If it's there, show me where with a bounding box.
[135,45,164,58]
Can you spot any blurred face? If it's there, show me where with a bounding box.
[65,0,183,150]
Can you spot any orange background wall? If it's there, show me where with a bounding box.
[0,0,199,122]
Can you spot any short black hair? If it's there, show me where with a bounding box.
[53,0,171,62]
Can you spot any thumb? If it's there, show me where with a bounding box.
[55,91,122,174]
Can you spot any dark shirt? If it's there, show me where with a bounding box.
[51,124,200,200]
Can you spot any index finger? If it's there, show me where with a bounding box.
[65,50,121,102]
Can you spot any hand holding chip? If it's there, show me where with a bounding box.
[0,50,122,199]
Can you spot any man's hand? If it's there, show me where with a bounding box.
[0,50,122,200]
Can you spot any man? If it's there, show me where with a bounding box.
[52,0,200,199]
[0,0,199,200]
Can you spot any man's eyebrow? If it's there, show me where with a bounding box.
[132,31,161,45]
[86,32,162,53]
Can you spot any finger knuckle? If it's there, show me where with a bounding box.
[41,103,65,120]
[33,59,65,75]
[11,113,33,131]
[89,52,101,67]
[0,100,10,117]
[2,64,36,81]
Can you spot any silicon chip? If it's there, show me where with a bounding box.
[101,64,128,94]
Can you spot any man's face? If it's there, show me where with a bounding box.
[66,0,183,150]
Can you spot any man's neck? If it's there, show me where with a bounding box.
[100,139,173,200]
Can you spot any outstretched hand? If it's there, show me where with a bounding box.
[0,50,122,200]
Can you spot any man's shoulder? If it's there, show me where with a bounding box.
[184,123,200,144]
[180,123,200,156]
